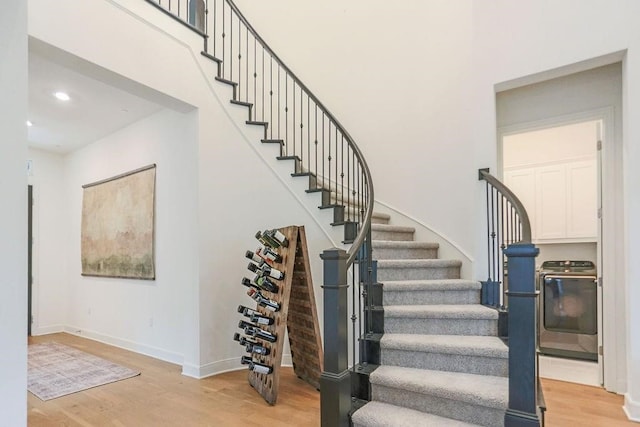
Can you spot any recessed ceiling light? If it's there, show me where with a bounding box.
[26,120,33,127]
[54,91,70,101]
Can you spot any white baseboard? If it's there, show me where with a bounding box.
[63,325,183,366]
[186,354,293,379]
[624,393,640,422]
[31,324,65,336]
[538,355,600,386]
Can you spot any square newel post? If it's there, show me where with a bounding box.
[320,248,351,427]
[504,243,541,427]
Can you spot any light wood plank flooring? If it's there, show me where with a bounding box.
[28,333,635,426]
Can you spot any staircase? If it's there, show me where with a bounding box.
[146,2,540,426]
[352,216,509,426]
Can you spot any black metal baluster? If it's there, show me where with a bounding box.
[347,147,351,222]
[335,127,338,206]
[244,26,248,102]
[341,135,345,209]
[351,261,357,372]
[277,65,281,143]
[314,105,318,184]
[307,95,311,178]
[321,114,325,190]
[328,121,332,195]
[230,11,234,83]
[269,56,273,139]
[260,48,264,122]
[285,75,288,155]
[300,88,304,168]
[490,185,497,282]
[485,181,491,280]
[292,82,296,157]
[212,0,216,56]
[221,0,226,78]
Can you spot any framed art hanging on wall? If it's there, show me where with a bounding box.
[81,164,156,280]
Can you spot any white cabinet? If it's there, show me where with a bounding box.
[504,159,597,243]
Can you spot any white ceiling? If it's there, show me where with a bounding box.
[27,49,165,154]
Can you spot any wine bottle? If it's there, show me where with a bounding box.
[257,245,282,263]
[267,229,289,248]
[247,262,285,281]
[256,274,279,293]
[245,250,265,267]
[237,305,259,317]
[240,277,260,292]
[233,332,271,355]
[241,355,273,375]
[238,319,277,342]
[255,231,280,249]
[237,304,274,325]
[247,288,280,312]
[242,275,279,294]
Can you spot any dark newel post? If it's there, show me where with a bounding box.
[320,248,350,427]
[504,243,541,427]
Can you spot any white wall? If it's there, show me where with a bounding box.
[28,149,69,335]
[0,0,28,424]
[61,109,198,363]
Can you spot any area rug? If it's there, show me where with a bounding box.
[28,342,140,401]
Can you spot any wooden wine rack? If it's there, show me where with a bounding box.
[246,225,323,405]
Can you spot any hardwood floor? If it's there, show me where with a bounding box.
[27,333,635,426]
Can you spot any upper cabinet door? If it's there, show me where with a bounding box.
[536,165,567,240]
[565,160,598,239]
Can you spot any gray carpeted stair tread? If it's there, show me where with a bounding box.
[382,279,480,291]
[384,304,498,319]
[381,334,508,358]
[377,259,462,268]
[352,401,482,427]
[370,365,508,410]
[372,240,439,249]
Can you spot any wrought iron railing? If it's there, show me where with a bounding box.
[146,2,375,425]
[478,168,531,309]
[479,168,543,426]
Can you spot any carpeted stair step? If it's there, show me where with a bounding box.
[369,365,508,427]
[352,401,482,427]
[383,279,480,305]
[384,304,498,335]
[371,224,415,241]
[380,334,508,376]
[372,240,438,260]
[377,259,462,281]
[371,211,391,225]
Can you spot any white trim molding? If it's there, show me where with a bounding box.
[64,325,183,366]
[624,393,640,422]
[184,354,293,379]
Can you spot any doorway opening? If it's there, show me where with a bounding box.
[500,119,602,387]
[28,184,33,336]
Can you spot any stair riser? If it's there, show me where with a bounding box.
[381,349,508,377]
[371,216,390,225]
[377,266,460,281]
[371,230,414,241]
[383,290,480,306]
[384,318,498,336]
[371,384,505,427]
[373,247,438,260]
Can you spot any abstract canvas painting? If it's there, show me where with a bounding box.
[81,165,156,279]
